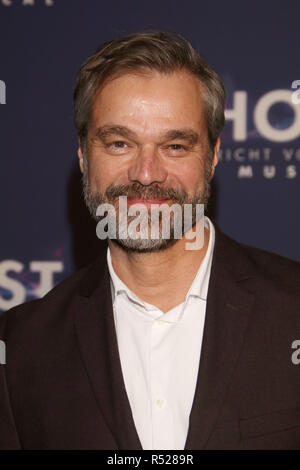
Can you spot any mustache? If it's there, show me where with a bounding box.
[105,182,188,204]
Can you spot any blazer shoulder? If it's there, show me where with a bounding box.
[0,254,106,337]
[241,240,299,278]
[218,229,300,295]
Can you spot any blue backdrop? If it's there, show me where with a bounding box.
[0,0,299,312]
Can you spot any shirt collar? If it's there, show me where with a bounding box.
[185,216,215,301]
[107,215,215,310]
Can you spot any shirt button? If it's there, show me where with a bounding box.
[156,320,165,326]
[156,399,166,409]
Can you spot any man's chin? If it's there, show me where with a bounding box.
[110,236,178,253]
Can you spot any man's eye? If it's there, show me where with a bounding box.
[109,141,127,148]
[166,144,188,152]
[104,141,131,153]
[169,144,185,150]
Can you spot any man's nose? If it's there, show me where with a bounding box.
[127,144,168,186]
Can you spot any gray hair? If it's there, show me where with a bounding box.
[73,31,226,154]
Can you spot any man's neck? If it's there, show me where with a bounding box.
[108,227,210,313]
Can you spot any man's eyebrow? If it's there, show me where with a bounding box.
[95,126,137,140]
[95,125,200,144]
[162,129,200,144]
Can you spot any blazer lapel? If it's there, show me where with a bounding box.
[184,227,255,450]
[73,245,142,450]
[72,227,256,450]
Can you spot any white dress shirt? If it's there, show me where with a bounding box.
[107,216,215,450]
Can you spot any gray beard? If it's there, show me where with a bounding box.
[81,158,212,253]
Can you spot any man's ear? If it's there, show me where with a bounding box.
[77,140,84,174]
[210,137,220,179]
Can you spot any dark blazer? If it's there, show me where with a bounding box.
[1,226,300,450]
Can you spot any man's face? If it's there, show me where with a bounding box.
[78,69,219,252]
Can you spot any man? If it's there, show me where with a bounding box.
[0,31,300,450]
